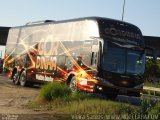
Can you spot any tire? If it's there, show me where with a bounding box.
[69,76,77,92]
[19,71,28,87]
[12,72,19,85]
[106,93,118,100]
[103,88,118,100]
[127,91,141,97]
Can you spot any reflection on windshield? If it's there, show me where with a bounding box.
[102,42,145,75]
[103,46,125,73]
[127,50,145,75]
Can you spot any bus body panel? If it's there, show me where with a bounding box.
[4,19,99,81]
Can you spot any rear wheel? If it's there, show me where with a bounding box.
[12,72,19,85]
[19,71,28,87]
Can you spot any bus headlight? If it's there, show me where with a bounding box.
[79,78,88,85]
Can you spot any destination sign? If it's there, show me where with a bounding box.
[98,19,144,47]
[104,27,141,40]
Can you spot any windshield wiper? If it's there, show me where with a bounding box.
[110,41,137,49]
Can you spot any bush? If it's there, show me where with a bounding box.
[148,103,160,116]
[141,95,160,117]
[144,59,160,80]
[70,91,92,101]
[39,82,71,101]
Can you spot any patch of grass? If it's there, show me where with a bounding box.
[66,91,92,101]
[60,99,139,114]
[28,82,139,115]
[39,82,71,101]
[141,95,160,115]
[27,82,160,118]
[148,103,160,116]
[28,95,139,115]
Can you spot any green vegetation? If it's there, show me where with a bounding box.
[60,99,139,115]
[144,80,160,88]
[26,82,160,119]
[141,95,160,117]
[144,59,160,81]
[144,58,160,90]
[39,82,71,101]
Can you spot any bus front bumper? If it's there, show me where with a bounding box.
[95,82,144,96]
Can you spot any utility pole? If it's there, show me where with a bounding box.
[122,0,126,21]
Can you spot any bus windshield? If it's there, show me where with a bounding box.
[102,40,145,75]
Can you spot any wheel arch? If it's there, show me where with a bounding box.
[12,67,26,79]
[66,73,76,85]
[11,67,18,79]
[19,68,26,76]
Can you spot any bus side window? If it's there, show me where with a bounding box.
[91,52,97,66]
[65,57,73,70]
[57,55,66,69]
[77,56,83,66]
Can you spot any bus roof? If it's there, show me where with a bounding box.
[11,17,140,30]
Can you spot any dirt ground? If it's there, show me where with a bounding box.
[0,75,70,120]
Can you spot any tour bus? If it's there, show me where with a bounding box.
[3,17,145,98]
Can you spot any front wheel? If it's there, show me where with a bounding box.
[69,76,77,92]
[106,93,118,100]
[103,88,118,100]
[127,91,141,97]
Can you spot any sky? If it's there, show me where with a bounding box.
[0,0,160,37]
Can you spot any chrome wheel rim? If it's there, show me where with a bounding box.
[70,78,77,92]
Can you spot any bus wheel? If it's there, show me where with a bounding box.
[69,76,77,92]
[127,91,141,97]
[13,73,19,85]
[106,93,118,100]
[19,71,27,87]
